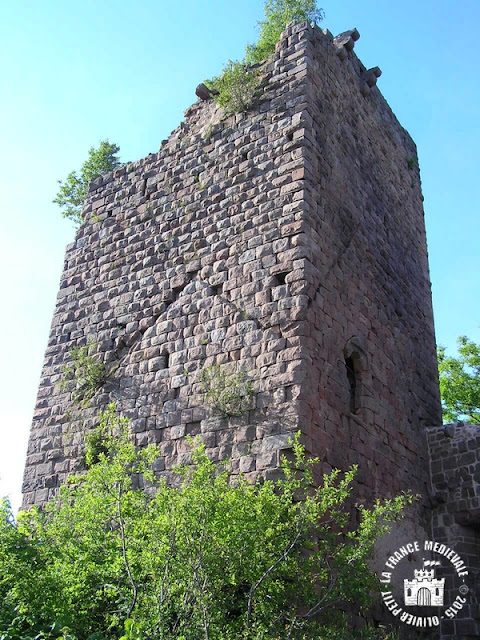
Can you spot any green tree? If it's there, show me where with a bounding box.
[246,0,325,64]
[53,140,120,226]
[207,0,324,114]
[438,335,480,423]
[0,406,409,639]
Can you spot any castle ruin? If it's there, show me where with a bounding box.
[22,21,479,639]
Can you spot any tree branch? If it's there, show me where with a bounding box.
[116,483,138,617]
[245,510,307,629]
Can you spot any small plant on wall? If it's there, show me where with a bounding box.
[200,364,253,417]
[206,61,261,115]
[205,1,324,114]
[58,341,107,405]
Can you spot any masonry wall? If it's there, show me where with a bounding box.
[294,25,442,506]
[427,423,480,639]
[23,19,441,548]
[23,23,315,506]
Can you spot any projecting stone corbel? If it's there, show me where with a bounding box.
[333,28,360,60]
[195,83,219,101]
[360,67,382,96]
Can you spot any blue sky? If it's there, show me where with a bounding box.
[1,0,479,513]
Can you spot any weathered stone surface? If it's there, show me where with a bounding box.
[364,66,382,86]
[23,20,448,630]
[195,83,213,101]
[333,28,360,59]
[426,423,480,640]
[25,18,441,505]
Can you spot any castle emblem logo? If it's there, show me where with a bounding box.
[379,540,469,629]
[404,559,444,606]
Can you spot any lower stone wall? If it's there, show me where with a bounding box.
[21,21,314,507]
[427,423,480,639]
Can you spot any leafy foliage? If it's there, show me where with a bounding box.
[206,61,261,115]
[206,0,324,114]
[58,341,107,405]
[246,0,325,64]
[200,364,254,416]
[0,406,410,639]
[53,140,120,226]
[84,426,110,468]
[438,335,480,423]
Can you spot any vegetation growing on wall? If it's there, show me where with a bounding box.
[53,140,121,226]
[206,61,261,115]
[58,341,107,405]
[206,0,324,114]
[0,406,410,640]
[245,0,325,64]
[200,364,254,416]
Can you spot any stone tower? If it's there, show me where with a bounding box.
[23,22,441,521]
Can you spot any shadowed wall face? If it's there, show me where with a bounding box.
[427,424,480,640]
[23,22,440,525]
[296,25,441,507]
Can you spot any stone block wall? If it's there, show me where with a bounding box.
[23,17,441,549]
[293,23,442,509]
[427,423,480,639]
[23,22,317,506]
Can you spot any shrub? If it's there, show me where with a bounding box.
[246,0,325,64]
[53,140,120,227]
[0,408,411,639]
[58,341,107,405]
[206,61,261,115]
[200,364,254,416]
[205,1,324,114]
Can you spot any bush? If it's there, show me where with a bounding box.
[205,0,324,114]
[53,140,120,227]
[58,341,107,405]
[0,406,411,639]
[200,364,254,416]
[246,0,325,64]
[206,61,261,115]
